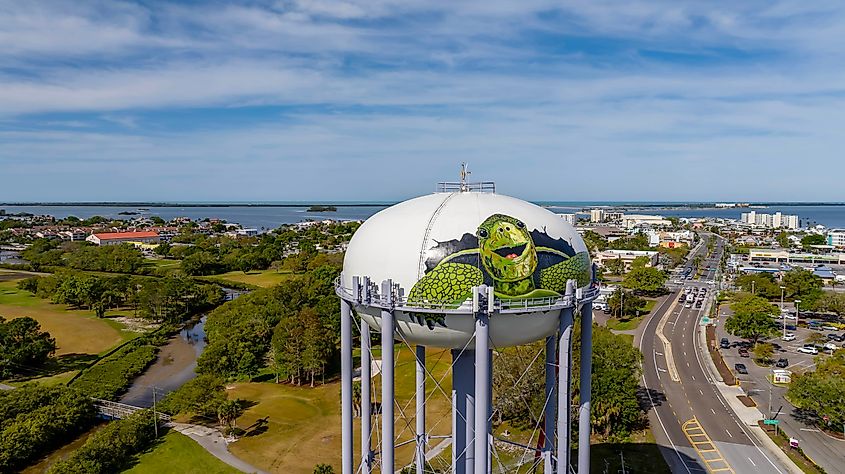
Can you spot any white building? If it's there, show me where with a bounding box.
[86,231,160,246]
[594,249,660,271]
[590,209,605,223]
[740,211,799,229]
[827,229,845,249]
[621,214,671,229]
[558,213,576,225]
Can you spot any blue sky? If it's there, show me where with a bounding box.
[2,1,845,202]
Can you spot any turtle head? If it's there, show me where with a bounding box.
[477,214,537,282]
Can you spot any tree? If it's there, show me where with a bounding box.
[0,316,57,378]
[787,350,845,429]
[776,232,790,248]
[725,295,778,344]
[813,292,845,316]
[801,234,826,250]
[314,464,335,474]
[581,230,608,255]
[782,268,823,306]
[607,288,646,318]
[805,332,827,347]
[623,266,667,295]
[604,258,626,276]
[753,343,774,364]
[630,255,650,269]
[217,399,243,436]
[735,273,780,300]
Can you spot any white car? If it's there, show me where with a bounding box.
[783,314,797,321]
[798,346,819,355]
[782,333,796,342]
[823,342,838,351]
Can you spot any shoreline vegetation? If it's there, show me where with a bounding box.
[3,201,845,208]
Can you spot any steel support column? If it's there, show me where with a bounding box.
[361,319,372,474]
[381,280,395,474]
[544,334,557,473]
[577,301,593,474]
[415,345,426,474]
[557,280,576,474]
[341,299,354,474]
[452,349,475,474]
[474,307,490,474]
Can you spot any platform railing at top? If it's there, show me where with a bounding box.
[436,181,496,193]
[334,277,599,313]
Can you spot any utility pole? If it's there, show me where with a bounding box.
[780,286,786,337]
[152,386,159,438]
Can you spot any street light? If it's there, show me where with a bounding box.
[780,286,786,338]
[795,300,801,328]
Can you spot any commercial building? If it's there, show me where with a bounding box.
[646,230,694,248]
[748,248,845,265]
[590,209,604,223]
[594,249,660,271]
[86,231,160,246]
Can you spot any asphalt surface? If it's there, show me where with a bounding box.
[642,234,793,474]
[717,307,845,473]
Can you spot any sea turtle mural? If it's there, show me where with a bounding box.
[407,213,591,327]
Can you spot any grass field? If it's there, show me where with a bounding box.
[125,431,241,474]
[0,280,130,356]
[605,299,657,331]
[226,346,455,473]
[144,258,183,275]
[203,269,294,288]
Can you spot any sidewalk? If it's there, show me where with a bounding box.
[171,422,269,474]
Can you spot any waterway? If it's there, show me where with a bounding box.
[119,316,207,408]
[5,202,845,228]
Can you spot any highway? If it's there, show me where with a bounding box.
[640,234,793,473]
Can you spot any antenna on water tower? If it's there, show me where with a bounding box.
[460,162,470,192]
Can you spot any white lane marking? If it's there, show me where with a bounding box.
[748,457,756,467]
[657,368,668,373]
[725,429,733,438]
[638,293,693,474]
[691,375,695,381]
[655,351,664,356]
[800,428,821,433]
[711,409,716,415]
[699,389,704,396]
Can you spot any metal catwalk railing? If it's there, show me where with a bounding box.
[92,398,171,422]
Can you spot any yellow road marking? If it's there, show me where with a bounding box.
[682,418,735,474]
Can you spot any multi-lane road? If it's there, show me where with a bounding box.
[639,234,794,473]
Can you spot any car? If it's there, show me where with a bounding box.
[738,348,750,358]
[720,338,730,349]
[823,342,838,351]
[685,303,692,308]
[782,333,796,342]
[798,346,819,355]
[822,325,838,331]
[827,333,840,341]
[833,334,845,342]
[734,363,748,374]
[775,358,789,368]
[783,314,797,321]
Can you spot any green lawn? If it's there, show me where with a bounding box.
[125,431,240,474]
[201,269,294,288]
[144,258,183,275]
[226,346,455,473]
[605,299,657,331]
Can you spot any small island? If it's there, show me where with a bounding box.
[118,211,139,216]
[307,205,337,212]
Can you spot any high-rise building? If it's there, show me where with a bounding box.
[590,209,604,223]
[739,210,798,229]
[559,213,576,225]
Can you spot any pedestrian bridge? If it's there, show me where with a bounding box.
[92,398,171,422]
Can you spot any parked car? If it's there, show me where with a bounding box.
[775,358,789,368]
[734,363,748,374]
[782,333,796,342]
[783,314,797,321]
[823,342,838,351]
[798,346,819,355]
[720,338,730,349]
[738,348,750,358]
[822,325,838,331]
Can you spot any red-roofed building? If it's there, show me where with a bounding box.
[86,231,160,246]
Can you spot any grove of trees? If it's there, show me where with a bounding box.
[0,316,56,378]
[725,294,779,344]
[788,350,845,431]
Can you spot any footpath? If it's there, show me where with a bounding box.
[171,422,269,474]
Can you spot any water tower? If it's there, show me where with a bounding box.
[337,169,598,473]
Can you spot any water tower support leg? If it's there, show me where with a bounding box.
[415,345,426,474]
[474,312,490,474]
[381,308,395,473]
[361,320,372,474]
[544,335,557,473]
[558,307,574,474]
[578,302,594,474]
[452,349,475,474]
[341,300,354,474]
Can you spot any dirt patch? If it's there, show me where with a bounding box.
[737,395,756,407]
[0,271,36,282]
[109,316,160,333]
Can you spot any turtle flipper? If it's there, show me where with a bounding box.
[407,263,483,328]
[539,251,591,292]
